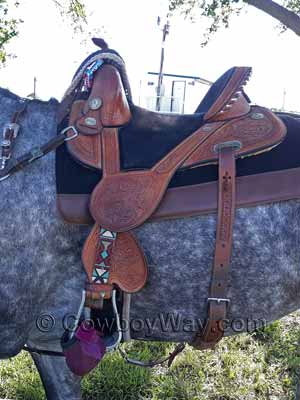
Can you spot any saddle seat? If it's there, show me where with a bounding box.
[66,65,252,171]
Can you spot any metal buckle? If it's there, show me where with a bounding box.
[3,123,20,139]
[213,141,242,154]
[61,126,78,141]
[207,297,230,305]
[0,153,11,161]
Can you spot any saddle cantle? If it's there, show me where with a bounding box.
[56,42,286,355]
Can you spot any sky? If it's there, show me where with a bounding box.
[1,0,300,112]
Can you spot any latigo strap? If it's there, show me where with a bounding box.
[192,144,237,349]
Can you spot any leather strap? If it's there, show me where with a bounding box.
[0,132,68,181]
[102,128,120,176]
[0,100,28,171]
[192,144,237,349]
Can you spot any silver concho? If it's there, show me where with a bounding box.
[84,117,97,126]
[89,97,103,111]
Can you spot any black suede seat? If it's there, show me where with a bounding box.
[195,67,250,113]
[119,105,204,170]
[119,67,246,170]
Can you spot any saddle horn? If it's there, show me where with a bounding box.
[92,37,109,50]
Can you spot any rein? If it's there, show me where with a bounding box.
[0,100,78,182]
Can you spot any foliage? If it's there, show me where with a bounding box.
[0,0,21,64]
[284,0,300,14]
[169,0,300,45]
[0,0,87,66]
[52,0,87,33]
[1,312,300,399]
[169,0,247,45]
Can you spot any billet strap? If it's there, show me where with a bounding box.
[192,143,237,349]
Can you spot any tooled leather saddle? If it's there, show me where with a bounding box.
[56,43,286,350]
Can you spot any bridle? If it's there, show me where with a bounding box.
[0,100,78,183]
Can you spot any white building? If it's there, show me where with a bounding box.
[138,72,212,114]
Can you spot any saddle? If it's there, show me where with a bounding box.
[57,44,286,351]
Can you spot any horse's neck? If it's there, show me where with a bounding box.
[0,88,86,316]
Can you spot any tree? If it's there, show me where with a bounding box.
[168,0,300,44]
[0,0,20,64]
[0,0,86,65]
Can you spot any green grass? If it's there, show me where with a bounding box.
[1,313,300,399]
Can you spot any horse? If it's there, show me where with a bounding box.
[1,45,300,399]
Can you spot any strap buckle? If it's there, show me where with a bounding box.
[3,123,20,139]
[213,140,242,154]
[61,126,78,141]
[207,297,230,305]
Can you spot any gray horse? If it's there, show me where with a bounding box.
[1,83,300,399]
